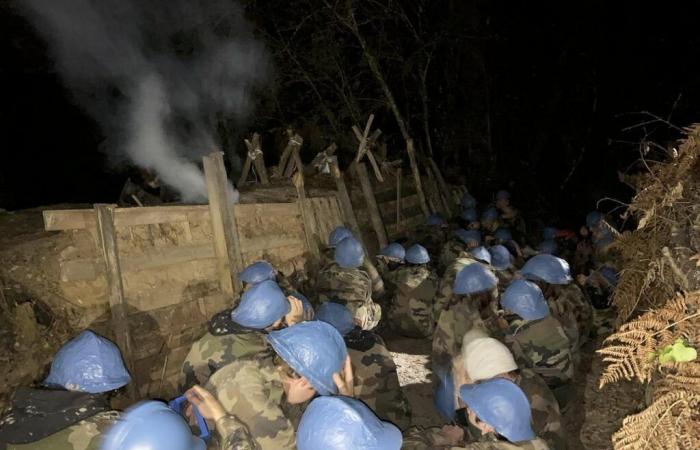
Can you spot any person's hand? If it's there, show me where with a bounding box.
[333,356,354,396]
[441,424,465,445]
[285,296,305,326]
[185,385,226,423]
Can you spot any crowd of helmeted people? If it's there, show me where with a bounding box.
[0,188,620,450]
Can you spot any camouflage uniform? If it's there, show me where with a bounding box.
[518,369,565,450]
[179,329,270,390]
[205,357,300,450]
[438,238,468,274]
[401,427,550,450]
[503,315,574,406]
[388,265,439,338]
[316,262,381,330]
[433,254,478,320]
[546,283,593,351]
[5,410,120,450]
[346,330,412,430]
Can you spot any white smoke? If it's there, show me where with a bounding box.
[21,0,266,202]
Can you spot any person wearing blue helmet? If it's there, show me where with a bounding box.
[0,331,130,449]
[316,302,412,429]
[387,244,439,338]
[376,243,406,288]
[481,206,500,233]
[496,190,526,245]
[432,263,499,402]
[317,236,382,331]
[458,379,549,448]
[461,193,477,210]
[238,260,276,286]
[433,243,486,322]
[179,280,310,390]
[489,244,517,294]
[414,214,449,262]
[469,246,492,265]
[297,396,402,450]
[521,254,593,354]
[581,265,619,311]
[439,228,482,273]
[498,281,574,406]
[204,321,353,450]
[494,227,513,244]
[99,387,257,450]
[320,226,355,266]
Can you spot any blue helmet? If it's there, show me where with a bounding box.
[494,228,513,242]
[481,207,499,223]
[455,228,482,247]
[586,211,603,229]
[538,240,558,255]
[520,254,572,285]
[230,280,290,329]
[501,280,550,320]
[291,291,315,317]
[267,321,348,396]
[460,208,478,223]
[297,396,402,450]
[459,378,535,443]
[461,193,477,209]
[101,401,205,450]
[433,367,456,421]
[542,227,558,241]
[425,214,445,227]
[379,243,406,262]
[600,266,619,286]
[44,330,131,394]
[405,244,430,264]
[594,231,615,250]
[496,190,511,201]
[329,226,353,248]
[489,245,513,271]
[315,302,355,336]
[469,246,492,264]
[335,237,365,269]
[453,263,498,295]
[239,261,276,285]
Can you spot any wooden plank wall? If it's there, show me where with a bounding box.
[43,196,343,398]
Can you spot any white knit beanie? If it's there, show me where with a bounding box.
[462,337,518,382]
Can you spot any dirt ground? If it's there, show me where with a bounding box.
[384,326,643,449]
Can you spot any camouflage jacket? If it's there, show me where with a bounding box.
[548,284,593,350]
[402,427,550,450]
[5,411,120,450]
[316,263,380,330]
[504,315,574,389]
[205,358,300,450]
[388,265,439,338]
[438,239,468,275]
[347,331,412,430]
[179,329,271,390]
[518,370,565,450]
[211,415,260,450]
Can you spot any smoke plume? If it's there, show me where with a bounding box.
[21,0,267,202]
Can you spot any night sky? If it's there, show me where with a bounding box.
[1,1,698,228]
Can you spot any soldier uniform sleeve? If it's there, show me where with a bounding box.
[206,362,296,450]
[213,415,260,450]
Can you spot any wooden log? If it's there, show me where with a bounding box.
[329,158,364,247]
[396,168,402,233]
[277,129,299,177]
[283,134,304,178]
[94,204,138,401]
[203,152,243,296]
[245,133,269,185]
[354,162,388,249]
[237,153,254,186]
[428,157,453,216]
[406,139,430,217]
[44,206,210,231]
[292,152,319,259]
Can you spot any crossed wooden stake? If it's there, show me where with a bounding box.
[352,114,384,182]
[238,133,269,186]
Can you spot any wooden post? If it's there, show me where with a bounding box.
[241,133,269,185]
[354,162,388,249]
[406,139,430,217]
[329,157,364,245]
[396,168,402,234]
[428,158,453,216]
[283,134,304,178]
[94,204,138,401]
[425,165,448,216]
[293,170,319,259]
[203,152,243,297]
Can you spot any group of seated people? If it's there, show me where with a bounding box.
[0,189,619,450]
